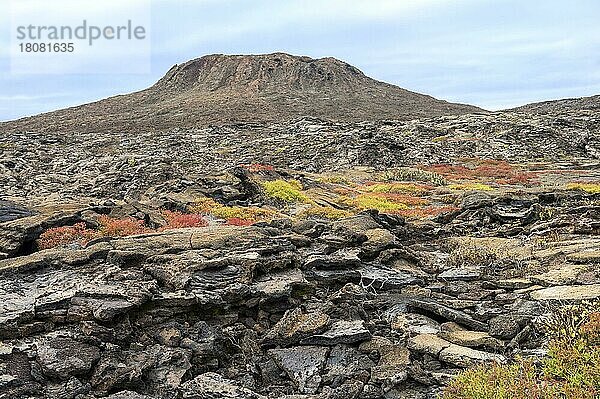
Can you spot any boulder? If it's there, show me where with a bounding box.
[408,300,488,331]
[268,346,329,394]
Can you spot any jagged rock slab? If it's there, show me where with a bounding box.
[180,372,266,398]
[263,308,330,346]
[408,299,488,331]
[408,334,505,368]
[301,320,371,345]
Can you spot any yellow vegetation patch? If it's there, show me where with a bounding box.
[448,182,494,191]
[262,179,309,202]
[342,194,409,212]
[566,182,600,194]
[191,197,277,222]
[363,182,432,195]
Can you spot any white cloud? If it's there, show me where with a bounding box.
[151,0,461,55]
[9,0,150,19]
[0,93,69,101]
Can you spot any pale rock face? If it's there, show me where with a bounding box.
[530,284,600,301]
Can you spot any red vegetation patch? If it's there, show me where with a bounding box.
[242,163,275,172]
[98,215,150,237]
[333,187,356,196]
[376,193,429,206]
[161,210,208,230]
[37,223,99,250]
[425,160,537,185]
[225,217,254,226]
[423,164,472,180]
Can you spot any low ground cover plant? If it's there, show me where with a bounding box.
[160,210,208,229]
[38,212,208,250]
[192,197,277,223]
[37,223,99,250]
[427,159,537,185]
[299,205,354,220]
[97,215,150,237]
[444,302,600,399]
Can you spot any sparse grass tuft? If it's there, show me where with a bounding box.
[378,167,447,186]
[447,238,500,268]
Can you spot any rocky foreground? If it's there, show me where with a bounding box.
[1,161,599,398]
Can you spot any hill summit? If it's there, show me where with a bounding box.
[2,53,484,132]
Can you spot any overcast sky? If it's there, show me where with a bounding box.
[1,0,600,121]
